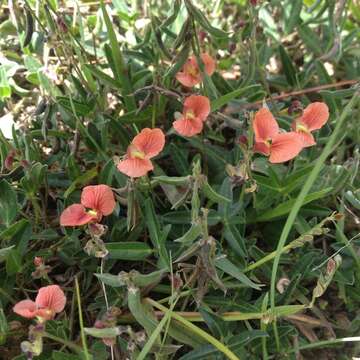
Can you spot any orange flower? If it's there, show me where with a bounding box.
[176,53,215,87]
[13,285,66,321]
[117,128,165,178]
[60,185,115,227]
[173,95,210,137]
[253,108,303,163]
[292,102,329,147]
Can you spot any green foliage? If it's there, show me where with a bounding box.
[0,0,359,359]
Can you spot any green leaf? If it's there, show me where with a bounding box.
[84,327,122,338]
[215,257,262,290]
[57,96,94,116]
[186,2,228,38]
[0,219,28,243]
[272,304,306,318]
[63,167,98,198]
[100,0,136,111]
[278,45,297,87]
[85,64,121,89]
[285,0,302,34]
[179,330,268,360]
[0,66,11,99]
[131,269,167,288]
[0,180,17,226]
[0,308,8,345]
[298,24,323,56]
[174,223,202,244]
[6,248,22,275]
[94,273,125,287]
[0,245,15,263]
[223,223,247,258]
[52,351,81,360]
[211,84,261,111]
[106,242,153,260]
[202,179,231,204]
[152,175,191,186]
[254,188,333,222]
[144,198,170,267]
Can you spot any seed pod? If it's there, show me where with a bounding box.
[129,269,167,287]
[201,177,231,203]
[174,222,202,244]
[127,285,159,340]
[23,8,34,48]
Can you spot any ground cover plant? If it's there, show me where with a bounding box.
[0,0,360,359]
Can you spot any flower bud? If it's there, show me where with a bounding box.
[288,99,303,116]
[4,154,14,170]
[34,257,43,267]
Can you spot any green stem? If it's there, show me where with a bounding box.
[333,222,360,272]
[75,277,91,360]
[146,298,241,360]
[245,213,336,273]
[287,336,360,353]
[43,332,83,354]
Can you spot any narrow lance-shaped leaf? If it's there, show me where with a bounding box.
[100,1,136,111]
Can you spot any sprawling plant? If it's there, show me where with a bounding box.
[0,0,359,359]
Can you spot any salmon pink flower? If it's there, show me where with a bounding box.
[292,102,329,147]
[176,53,215,87]
[253,107,303,163]
[60,185,115,227]
[117,128,165,178]
[13,285,66,321]
[173,95,210,137]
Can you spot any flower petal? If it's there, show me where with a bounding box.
[269,132,303,163]
[13,300,37,318]
[81,185,115,216]
[60,204,94,227]
[35,285,66,313]
[117,158,154,178]
[254,141,270,155]
[300,102,329,131]
[296,131,316,147]
[253,108,279,143]
[201,53,216,76]
[132,128,165,159]
[173,117,204,137]
[184,95,210,121]
[175,71,200,87]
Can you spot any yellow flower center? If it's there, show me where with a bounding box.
[186,110,196,120]
[87,209,98,217]
[131,150,146,159]
[187,65,199,77]
[265,139,272,147]
[296,123,310,133]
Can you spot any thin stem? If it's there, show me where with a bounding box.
[75,277,91,360]
[287,336,360,353]
[100,258,114,360]
[241,80,358,109]
[43,332,83,354]
[146,298,241,360]
[244,213,336,273]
